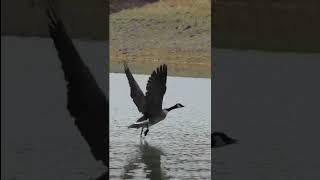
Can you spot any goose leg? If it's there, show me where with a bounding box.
[140,127,144,136]
[144,123,149,136]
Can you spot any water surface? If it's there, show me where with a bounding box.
[110,73,211,179]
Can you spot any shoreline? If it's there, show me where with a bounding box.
[4,35,319,79]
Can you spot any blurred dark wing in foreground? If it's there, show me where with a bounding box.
[47,5,108,167]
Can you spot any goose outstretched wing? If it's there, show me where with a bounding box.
[47,5,108,167]
[123,62,145,113]
[145,64,167,116]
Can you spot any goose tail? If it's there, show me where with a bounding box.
[128,124,140,129]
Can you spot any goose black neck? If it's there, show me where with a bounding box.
[165,104,178,112]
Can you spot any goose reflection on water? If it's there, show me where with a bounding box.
[121,139,168,180]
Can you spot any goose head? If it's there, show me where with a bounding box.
[175,103,184,108]
[165,103,184,112]
[212,132,238,148]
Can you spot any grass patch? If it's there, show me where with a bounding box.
[110,0,211,78]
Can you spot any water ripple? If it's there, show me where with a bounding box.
[110,73,211,179]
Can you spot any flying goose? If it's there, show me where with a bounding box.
[124,62,184,136]
[212,132,238,148]
[47,4,108,167]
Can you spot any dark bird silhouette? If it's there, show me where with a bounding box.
[47,4,108,167]
[212,132,238,148]
[124,62,184,136]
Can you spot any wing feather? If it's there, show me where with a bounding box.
[145,64,167,116]
[123,62,145,113]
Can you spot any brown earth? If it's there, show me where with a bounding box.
[110,0,211,78]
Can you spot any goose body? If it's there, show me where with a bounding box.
[124,63,184,136]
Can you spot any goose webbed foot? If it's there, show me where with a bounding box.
[144,129,149,136]
[140,127,144,137]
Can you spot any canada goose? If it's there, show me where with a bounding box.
[212,132,238,148]
[47,4,108,167]
[124,62,184,136]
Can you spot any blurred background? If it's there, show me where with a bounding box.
[2,0,108,179]
[212,1,320,180]
[1,0,107,39]
[213,0,320,52]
